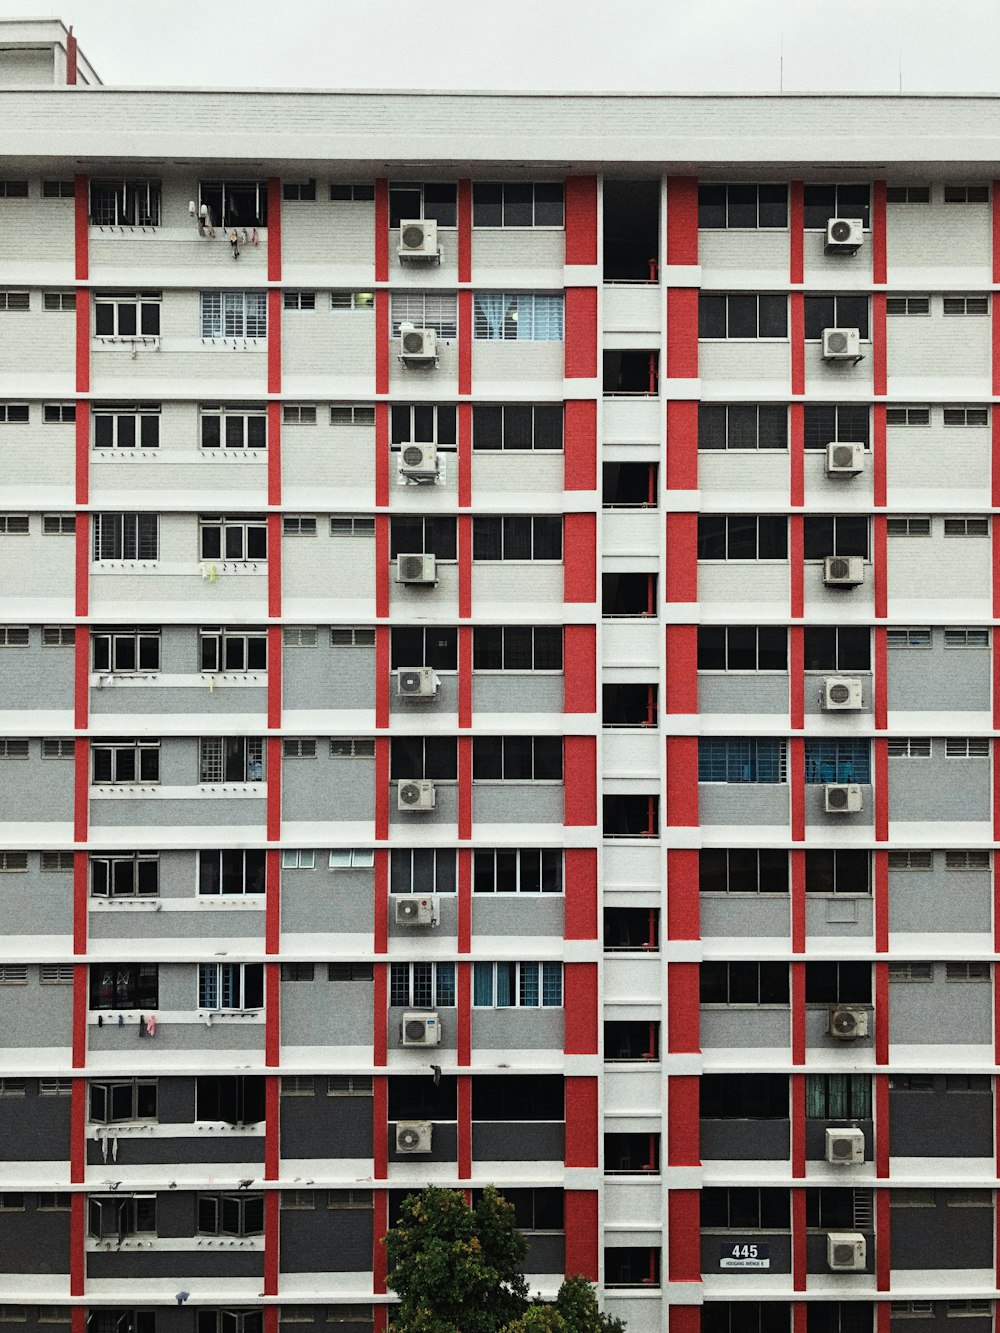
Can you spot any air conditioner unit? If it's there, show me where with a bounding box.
[825,217,865,253]
[827,1231,866,1272]
[399,441,439,482]
[398,218,439,261]
[395,895,438,926]
[395,1120,433,1153]
[399,324,438,364]
[398,779,436,811]
[400,1011,441,1046]
[395,553,437,585]
[824,784,864,814]
[822,328,862,361]
[828,1006,870,1040]
[397,666,438,699]
[826,442,865,475]
[825,1127,865,1165]
[824,555,864,587]
[823,677,864,712]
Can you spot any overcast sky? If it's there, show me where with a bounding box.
[2,0,999,92]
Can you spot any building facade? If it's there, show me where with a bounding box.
[1,19,1000,1333]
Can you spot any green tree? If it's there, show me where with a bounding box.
[384,1186,529,1333]
[501,1276,626,1333]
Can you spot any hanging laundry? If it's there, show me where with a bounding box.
[146,1014,157,1037]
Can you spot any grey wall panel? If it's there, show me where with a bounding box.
[281,978,374,1048]
[0,632,73,711]
[472,1122,564,1162]
[0,748,74,822]
[91,798,266,828]
[805,785,874,829]
[698,676,789,716]
[0,1083,70,1160]
[890,1083,993,1157]
[281,1093,373,1159]
[86,1135,264,1167]
[387,894,457,941]
[471,1010,564,1051]
[699,1120,790,1161]
[282,866,374,935]
[891,1198,993,1269]
[282,757,375,823]
[698,786,789,826]
[700,1009,790,1049]
[700,896,790,940]
[888,645,991,712]
[889,972,992,1046]
[284,646,375,711]
[805,1007,871,1051]
[88,1251,264,1278]
[90,910,264,941]
[0,1205,69,1272]
[471,896,564,939]
[804,896,874,939]
[0,859,74,936]
[391,675,459,715]
[92,685,269,715]
[805,1231,874,1275]
[388,1120,457,1164]
[0,972,72,1047]
[889,864,991,935]
[523,1233,565,1274]
[889,749,990,823]
[280,1204,373,1273]
[804,1119,873,1162]
[472,676,564,714]
[471,785,564,825]
[391,783,459,828]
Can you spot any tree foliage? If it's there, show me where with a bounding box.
[501,1276,627,1333]
[384,1186,529,1333]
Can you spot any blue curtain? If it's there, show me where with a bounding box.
[473,963,493,1006]
[474,294,507,340]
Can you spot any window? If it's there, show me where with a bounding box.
[0,516,28,535]
[0,291,29,312]
[40,966,73,984]
[90,179,161,226]
[886,296,931,316]
[472,516,562,561]
[92,513,158,561]
[283,517,317,537]
[698,294,788,339]
[944,516,989,536]
[0,967,27,983]
[473,293,565,341]
[327,1077,374,1100]
[806,850,871,894]
[281,1076,315,1097]
[283,404,317,424]
[804,183,871,228]
[92,739,160,784]
[0,1309,26,1324]
[943,295,989,316]
[697,183,788,229]
[327,963,374,981]
[805,961,871,1003]
[197,1193,265,1237]
[698,404,788,451]
[282,741,317,761]
[88,1195,156,1239]
[473,849,563,894]
[804,739,872,784]
[91,852,159,898]
[946,962,990,982]
[389,736,456,780]
[94,291,161,338]
[197,1314,262,1333]
[330,738,376,758]
[944,185,990,203]
[200,403,267,449]
[703,1306,791,1333]
[197,849,266,897]
[389,292,458,338]
[887,627,931,649]
[701,1187,790,1229]
[390,626,457,670]
[389,515,456,560]
[388,848,454,894]
[0,853,27,873]
[0,739,28,759]
[388,403,456,452]
[40,852,73,872]
[886,186,931,204]
[199,181,267,227]
[330,849,376,870]
[42,180,74,199]
[473,962,563,1007]
[92,627,160,674]
[0,405,28,425]
[275,175,317,202]
[329,183,375,202]
[330,405,375,426]
[697,516,788,560]
[199,515,267,561]
[804,295,870,340]
[43,627,74,647]
[806,1189,873,1230]
[946,738,990,757]
[389,962,456,1007]
[42,514,75,535]
[90,1079,157,1124]
[803,626,870,671]
[282,962,316,981]
[330,627,375,648]
[944,628,991,651]
[471,404,562,451]
[0,181,28,198]
[472,626,563,671]
[0,627,29,647]
[700,1073,788,1120]
[886,406,930,426]
[330,516,375,536]
[389,181,457,227]
[200,290,267,339]
[198,625,267,673]
[697,626,787,671]
[326,1308,374,1326]
[92,402,160,449]
[89,964,158,1010]
[279,292,316,316]
[327,1190,374,1209]
[888,738,931,757]
[198,962,264,1010]
[946,850,990,870]
[888,962,934,982]
[943,406,989,427]
[888,850,933,870]
[946,1303,993,1318]
[195,1075,265,1125]
[281,1190,316,1211]
[472,182,564,227]
[43,291,76,312]
[803,404,871,450]
[199,737,264,783]
[699,849,789,895]
[701,963,789,1005]
[472,736,563,781]
[329,290,374,311]
[803,515,869,559]
[698,738,786,783]
[43,403,75,423]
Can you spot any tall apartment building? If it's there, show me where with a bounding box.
[2,17,1000,1333]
